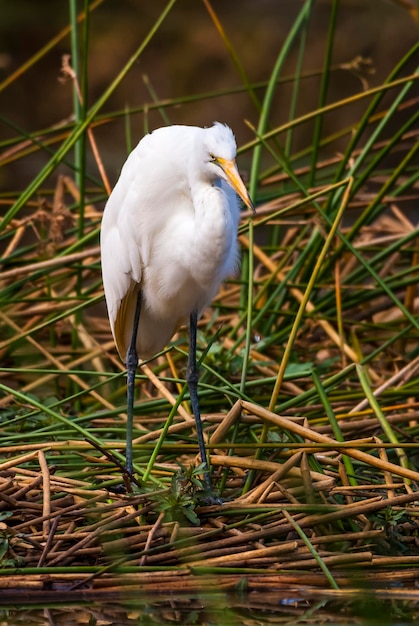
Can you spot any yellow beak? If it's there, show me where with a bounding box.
[216,157,255,214]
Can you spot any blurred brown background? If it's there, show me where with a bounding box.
[1,0,417,190]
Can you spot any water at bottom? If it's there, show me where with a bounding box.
[0,588,417,625]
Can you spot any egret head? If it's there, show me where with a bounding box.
[198,123,254,213]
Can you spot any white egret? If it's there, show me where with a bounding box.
[100,122,254,489]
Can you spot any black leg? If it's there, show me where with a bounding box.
[125,289,142,476]
[186,308,212,491]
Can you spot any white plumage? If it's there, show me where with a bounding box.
[100,122,254,480]
[101,122,253,362]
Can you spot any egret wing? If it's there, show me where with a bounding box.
[100,170,146,362]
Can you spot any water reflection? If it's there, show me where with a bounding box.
[1,589,418,625]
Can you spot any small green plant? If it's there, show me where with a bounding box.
[154,463,210,525]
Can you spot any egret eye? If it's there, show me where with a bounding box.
[209,153,218,163]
